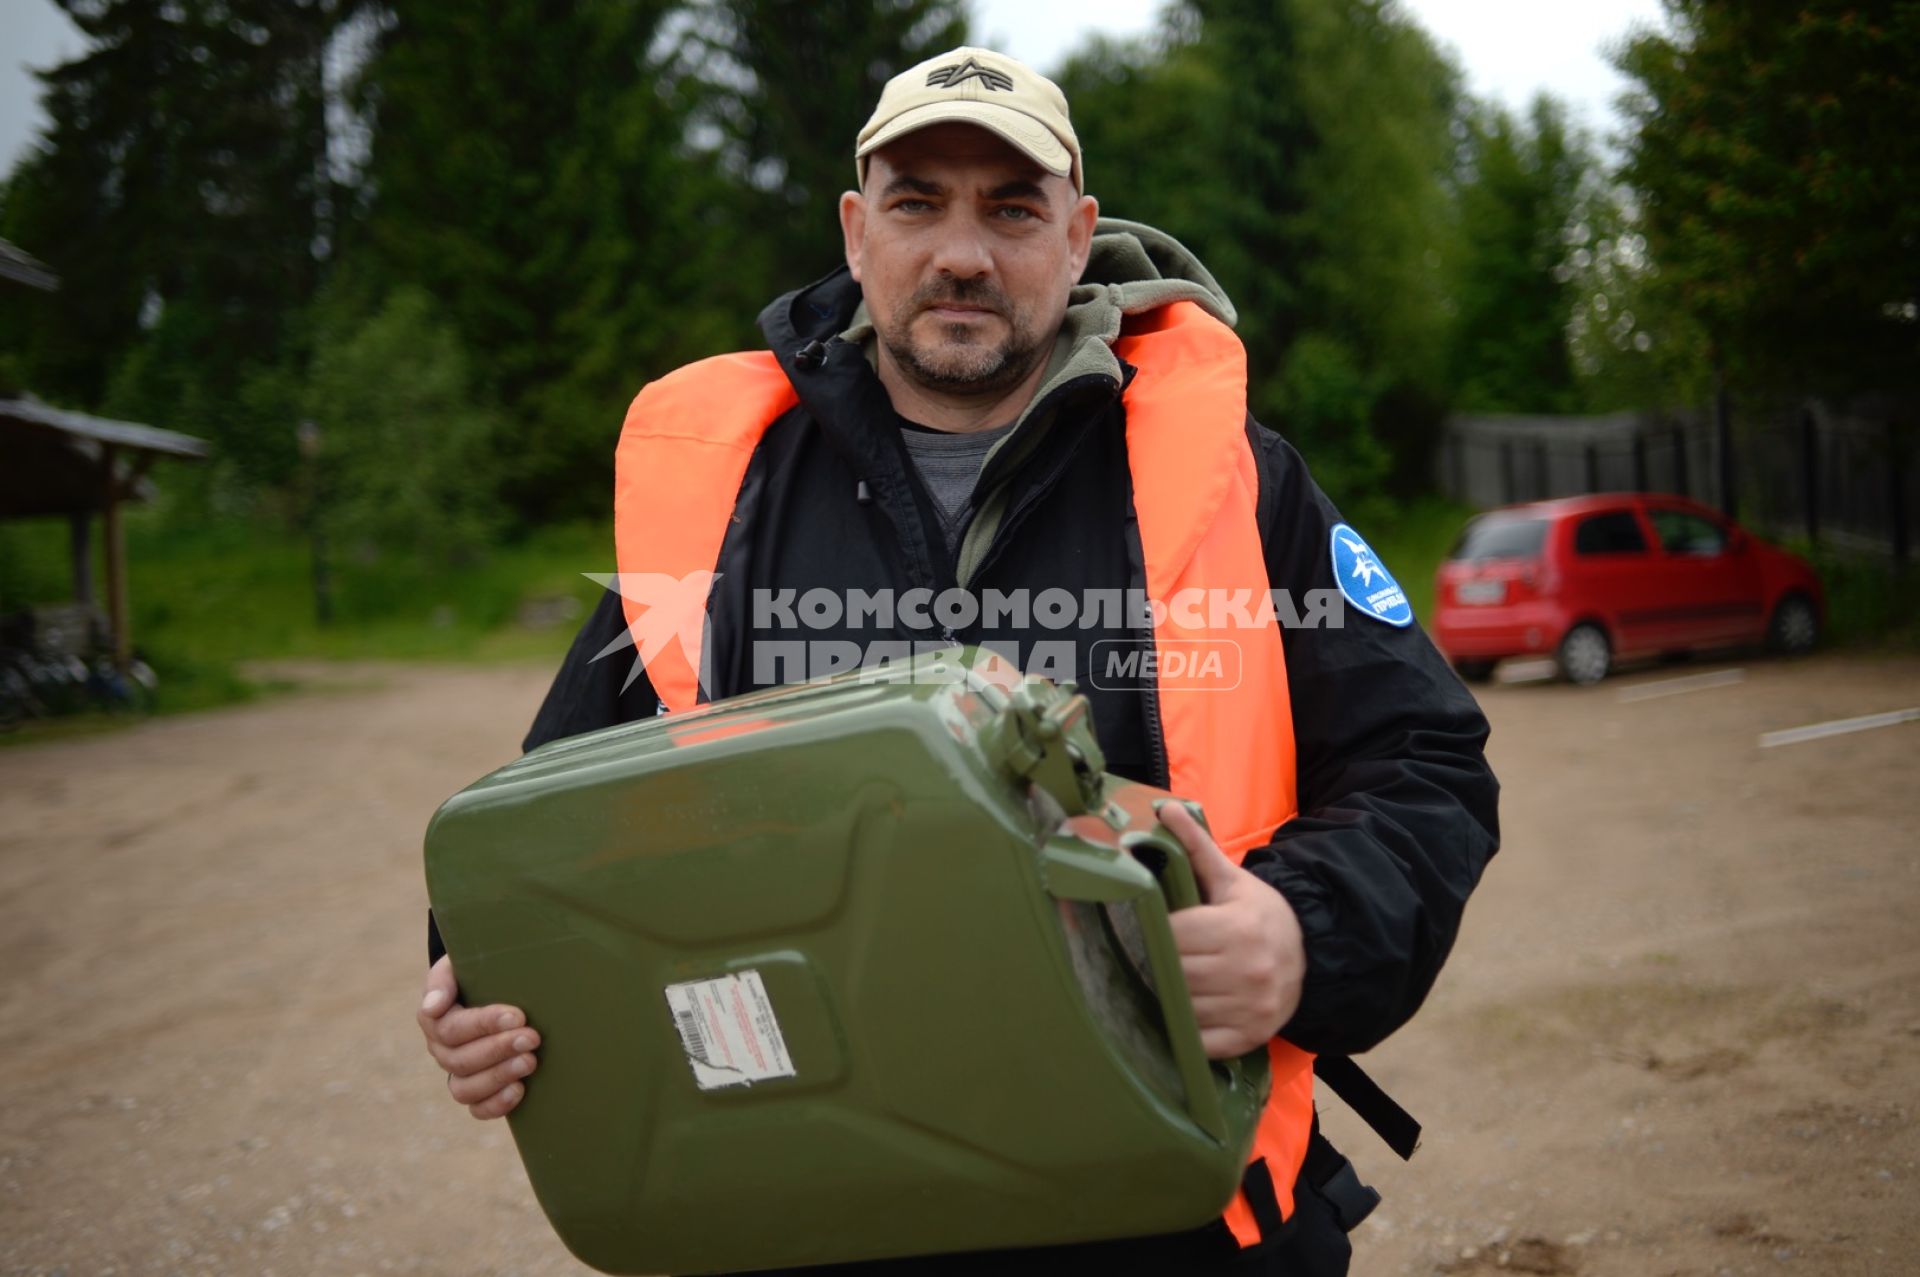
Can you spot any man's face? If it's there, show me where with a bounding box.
[840,123,1096,398]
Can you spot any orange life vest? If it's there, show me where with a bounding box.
[613,299,1315,1246]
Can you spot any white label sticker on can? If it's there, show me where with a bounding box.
[663,970,797,1090]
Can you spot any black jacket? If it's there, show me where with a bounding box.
[524,262,1500,1061]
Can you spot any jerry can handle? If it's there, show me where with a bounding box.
[1115,800,1268,1143]
[1132,799,1206,911]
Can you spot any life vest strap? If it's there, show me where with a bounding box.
[1237,1157,1287,1244]
[1313,1054,1422,1161]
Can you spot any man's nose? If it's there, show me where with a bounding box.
[927,216,994,279]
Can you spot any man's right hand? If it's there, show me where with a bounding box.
[418,954,540,1119]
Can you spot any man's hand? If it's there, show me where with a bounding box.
[1159,803,1307,1059]
[418,954,540,1119]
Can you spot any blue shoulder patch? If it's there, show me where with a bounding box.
[1330,522,1413,627]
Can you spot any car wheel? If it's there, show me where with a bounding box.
[1557,623,1611,686]
[1768,592,1820,656]
[1451,659,1497,684]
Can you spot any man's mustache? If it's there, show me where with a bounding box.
[910,279,1009,315]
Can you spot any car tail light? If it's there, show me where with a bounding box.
[1506,559,1549,602]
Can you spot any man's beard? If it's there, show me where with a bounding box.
[881,278,1047,397]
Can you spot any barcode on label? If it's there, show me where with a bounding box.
[675,1006,710,1063]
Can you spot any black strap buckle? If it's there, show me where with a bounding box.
[1307,1141,1382,1233]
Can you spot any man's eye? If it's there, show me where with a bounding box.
[995,205,1037,221]
[895,199,936,213]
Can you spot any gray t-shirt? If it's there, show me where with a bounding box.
[897,417,1017,552]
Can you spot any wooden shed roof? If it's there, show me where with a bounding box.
[0,239,59,292]
[0,395,210,519]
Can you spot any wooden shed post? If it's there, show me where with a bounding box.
[101,445,130,668]
[69,510,95,606]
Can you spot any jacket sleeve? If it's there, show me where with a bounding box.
[429,589,657,967]
[1239,421,1500,1058]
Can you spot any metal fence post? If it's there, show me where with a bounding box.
[1672,425,1689,496]
[1633,431,1648,491]
[1801,406,1820,545]
[1891,420,1911,567]
[1716,383,1737,518]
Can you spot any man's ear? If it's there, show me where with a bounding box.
[840,190,866,282]
[1067,193,1099,283]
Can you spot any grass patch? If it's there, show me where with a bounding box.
[1790,542,1920,651]
[1,513,614,718]
[1365,494,1474,625]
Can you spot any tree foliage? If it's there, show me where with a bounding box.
[1614,0,1920,402]
[305,287,503,564]
[1448,96,1590,414]
[1061,0,1463,501]
[347,0,714,520]
[23,1,1903,551]
[673,0,968,276]
[0,0,350,480]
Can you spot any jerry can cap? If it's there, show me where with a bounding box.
[978,674,1113,821]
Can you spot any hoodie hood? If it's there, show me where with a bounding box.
[1076,216,1237,327]
[1022,216,1236,416]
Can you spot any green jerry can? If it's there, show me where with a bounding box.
[423,646,1269,1275]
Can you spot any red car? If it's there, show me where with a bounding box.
[1432,493,1824,685]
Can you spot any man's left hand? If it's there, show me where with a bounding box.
[1159,802,1306,1059]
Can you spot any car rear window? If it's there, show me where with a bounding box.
[1574,511,1649,555]
[1449,516,1548,562]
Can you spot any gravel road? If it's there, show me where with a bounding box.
[2,652,1915,1275]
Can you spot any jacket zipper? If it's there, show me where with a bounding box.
[1125,516,1173,791]
[956,373,1121,588]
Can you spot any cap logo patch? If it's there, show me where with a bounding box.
[927,58,1013,91]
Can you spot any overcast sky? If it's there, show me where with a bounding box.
[972,0,1668,139]
[1,0,1669,180]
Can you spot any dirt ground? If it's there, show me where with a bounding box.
[2,651,1917,1276]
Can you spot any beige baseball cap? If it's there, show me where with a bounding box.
[856,46,1083,193]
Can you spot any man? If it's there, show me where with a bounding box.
[420,45,1498,1275]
